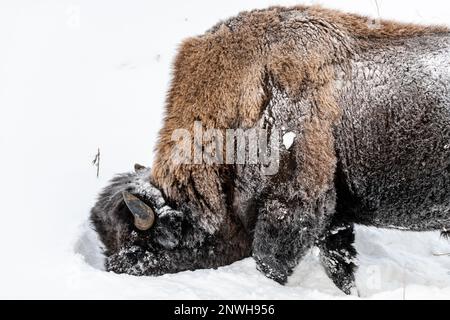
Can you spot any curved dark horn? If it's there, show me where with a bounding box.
[122,191,155,231]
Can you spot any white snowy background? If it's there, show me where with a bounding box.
[1,0,450,299]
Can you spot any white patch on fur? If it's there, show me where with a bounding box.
[282,132,296,150]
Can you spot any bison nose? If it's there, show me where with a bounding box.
[122,191,155,231]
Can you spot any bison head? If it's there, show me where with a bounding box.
[90,165,190,276]
[90,164,249,277]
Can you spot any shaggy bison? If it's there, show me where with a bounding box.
[91,5,450,294]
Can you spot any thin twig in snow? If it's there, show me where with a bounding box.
[374,0,381,20]
[92,147,101,178]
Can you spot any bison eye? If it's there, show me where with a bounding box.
[122,191,155,231]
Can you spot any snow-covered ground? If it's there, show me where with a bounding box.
[0,0,449,299]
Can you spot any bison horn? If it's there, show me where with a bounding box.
[122,191,155,231]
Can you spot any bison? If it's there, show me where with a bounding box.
[91,5,450,294]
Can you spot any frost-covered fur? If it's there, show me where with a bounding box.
[91,5,450,295]
[91,168,251,276]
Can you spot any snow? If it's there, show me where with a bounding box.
[0,0,449,299]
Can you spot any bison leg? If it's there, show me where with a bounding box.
[252,188,336,285]
[250,84,342,286]
[318,221,357,295]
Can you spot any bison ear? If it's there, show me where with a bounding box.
[134,163,147,172]
[122,191,155,231]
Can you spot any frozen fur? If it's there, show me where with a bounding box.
[91,5,450,294]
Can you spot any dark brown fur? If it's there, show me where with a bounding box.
[152,5,448,230]
[92,5,450,295]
